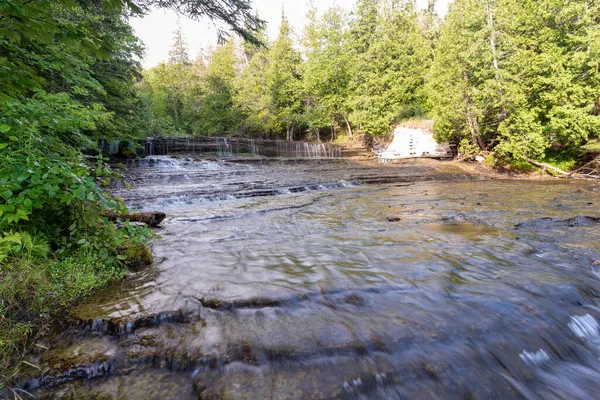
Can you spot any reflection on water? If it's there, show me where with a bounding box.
[22,157,600,399]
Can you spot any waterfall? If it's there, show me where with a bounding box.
[99,137,342,159]
[146,140,154,156]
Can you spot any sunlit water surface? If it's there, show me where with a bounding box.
[22,157,600,399]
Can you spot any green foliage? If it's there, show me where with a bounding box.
[193,41,244,135]
[428,0,600,163]
[302,4,352,139]
[266,16,304,140]
[0,227,152,374]
[0,0,278,387]
[459,138,480,156]
[541,152,580,172]
[348,0,432,136]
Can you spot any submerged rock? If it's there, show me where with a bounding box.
[515,215,600,230]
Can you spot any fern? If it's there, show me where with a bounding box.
[0,232,50,264]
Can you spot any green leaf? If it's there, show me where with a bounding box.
[3,190,13,199]
[0,124,10,133]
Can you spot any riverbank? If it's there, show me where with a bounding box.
[0,225,153,397]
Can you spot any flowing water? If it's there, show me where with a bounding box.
[18,157,600,399]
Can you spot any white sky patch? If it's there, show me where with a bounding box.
[130,0,452,68]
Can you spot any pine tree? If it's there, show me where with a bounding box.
[193,41,243,135]
[235,26,276,136]
[266,13,304,141]
[168,22,191,65]
[427,0,499,152]
[303,4,353,139]
[428,0,600,160]
[494,0,600,159]
[349,0,431,136]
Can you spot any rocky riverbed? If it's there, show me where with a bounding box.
[16,157,600,399]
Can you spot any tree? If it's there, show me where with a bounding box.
[266,13,304,140]
[234,27,278,136]
[427,0,494,151]
[303,4,353,139]
[494,0,600,160]
[192,41,243,135]
[349,0,432,136]
[428,0,600,160]
[0,0,270,376]
[132,0,265,45]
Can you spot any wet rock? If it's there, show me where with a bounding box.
[515,216,600,230]
[34,369,195,400]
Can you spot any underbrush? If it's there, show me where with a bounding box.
[0,227,153,391]
[0,120,154,391]
[541,152,580,172]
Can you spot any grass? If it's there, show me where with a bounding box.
[582,139,600,154]
[0,230,152,393]
[541,152,579,172]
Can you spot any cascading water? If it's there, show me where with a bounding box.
[132,137,342,159]
[20,158,600,399]
[19,157,600,399]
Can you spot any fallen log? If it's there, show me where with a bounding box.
[102,211,166,227]
[522,155,569,176]
[523,155,600,181]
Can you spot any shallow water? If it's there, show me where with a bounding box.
[21,157,600,399]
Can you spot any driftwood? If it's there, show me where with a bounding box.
[522,156,570,176]
[523,155,600,181]
[102,211,166,227]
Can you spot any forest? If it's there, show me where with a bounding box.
[0,0,599,390]
[142,0,600,167]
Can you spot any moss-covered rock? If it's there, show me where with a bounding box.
[120,243,153,271]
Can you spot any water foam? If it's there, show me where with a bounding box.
[569,314,599,341]
[519,349,550,366]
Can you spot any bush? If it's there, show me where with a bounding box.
[0,101,154,385]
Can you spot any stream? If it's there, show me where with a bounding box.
[19,156,600,399]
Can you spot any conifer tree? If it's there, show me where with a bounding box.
[193,41,243,135]
[266,13,304,140]
[303,4,353,139]
[349,0,431,136]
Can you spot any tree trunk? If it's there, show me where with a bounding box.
[463,72,485,150]
[342,114,353,138]
[173,104,179,123]
[102,211,167,227]
[486,0,508,120]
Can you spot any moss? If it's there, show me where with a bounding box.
[485,154,496,167]
[508,158,537,172]
[120,243,153,271]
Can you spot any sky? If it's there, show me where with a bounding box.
[130,0,451,68]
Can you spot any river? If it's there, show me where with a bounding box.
[20,156,600,399]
